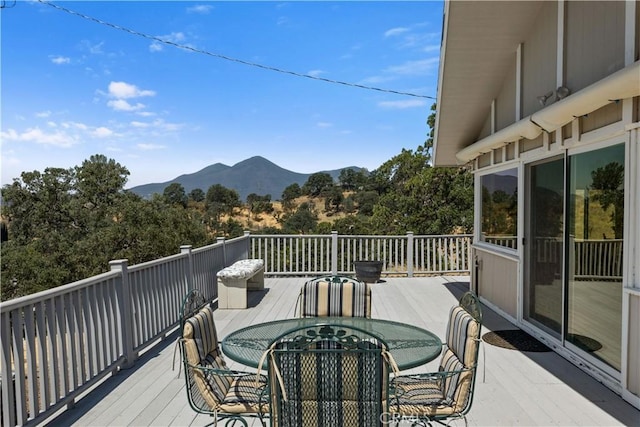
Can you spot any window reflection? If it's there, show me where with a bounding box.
[481,168,518,249]
[567,144,624,371]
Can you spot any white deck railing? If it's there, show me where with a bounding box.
[252,232,473,276]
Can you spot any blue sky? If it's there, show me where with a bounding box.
[1,1,442,189]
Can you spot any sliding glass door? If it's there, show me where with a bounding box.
[566,144,624,371]
[524,157,565,337]
[524,143,624,373]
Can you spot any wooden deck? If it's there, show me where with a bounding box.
[42,276,639,426]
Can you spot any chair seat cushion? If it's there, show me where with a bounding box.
[390,376,456,417]
[219,374,270,413]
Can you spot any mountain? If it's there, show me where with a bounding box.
[128,156,365,201]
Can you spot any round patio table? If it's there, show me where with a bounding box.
[221,317,442,371]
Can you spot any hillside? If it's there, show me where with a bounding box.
[128,156,365,201]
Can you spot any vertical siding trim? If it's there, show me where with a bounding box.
[491,99,496,134]
[516,43,523,120]
[557,0,565,87]
[625,0,636,65]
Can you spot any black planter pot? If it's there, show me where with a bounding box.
[353,260,384,283]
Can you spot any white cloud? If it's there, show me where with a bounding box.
[377,99,427,109]
[149,42,163,52]
[61,121,88,131]
[384,27,410,37]
[316,122,333,128]
[35,110,51,118]
[130,121,149,128]
[50,55,70,65]
[137,143,165,151]
[107,99,146,112]
[384,58,439,76]
[80,40,104,55]
[187,5,213,14]
[0,127,77,147]
[108,81,156,99]
[92,127,113,138]
[308,70,325,77]
[136,111,156,117]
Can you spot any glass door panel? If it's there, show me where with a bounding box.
[566,144,624,371]
[525,158,564,336]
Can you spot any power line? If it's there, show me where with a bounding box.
[37,0,436,100]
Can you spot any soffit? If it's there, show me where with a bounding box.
[434,1,544,166]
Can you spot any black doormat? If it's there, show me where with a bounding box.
[482,329,551,352]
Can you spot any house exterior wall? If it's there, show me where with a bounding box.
[441,0,639,408]
[475,248,518,319]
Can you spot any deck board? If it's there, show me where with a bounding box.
[42,276,639,426]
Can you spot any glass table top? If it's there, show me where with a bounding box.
[221,317,442,370]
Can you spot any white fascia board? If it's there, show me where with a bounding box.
[456,117,542,164]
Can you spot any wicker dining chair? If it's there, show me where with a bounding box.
[389,291,483,427]
[265,323,396,427]
[297,275,372,318]
[178,289,269,426]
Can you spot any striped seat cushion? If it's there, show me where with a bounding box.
[391,304,480,416]
[445,305,480,368]
[181,297,268,416]
[300,277,371,318]
[219,373,269,413]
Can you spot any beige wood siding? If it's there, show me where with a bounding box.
[580,102,623,133]
[495,59,517,132]
[522,1,558,118]
[520,134,544,153]
[475,249,518,318]
[629,294,640,395]
[565,1,626,93]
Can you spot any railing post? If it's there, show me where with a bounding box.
[331,231,338,275]
[217,236,226,266]
[109,259,135,369]
[244,230,251,259]
[181,245,193,291]
[407,232,414,277]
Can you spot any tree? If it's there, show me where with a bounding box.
[369,103,473,235]
[205,184,241,223]
[163,183,188,207]
[282,203,317,233]
[302,172,333,197]
[321,185,343,213]
[1,155,213,299]
[281,183,302,211]
[246,193,274,219]
[188,188,205,202]
[353,190,379,216]
[339,168,368,191]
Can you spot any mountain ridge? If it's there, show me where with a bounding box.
[128,156,365,201]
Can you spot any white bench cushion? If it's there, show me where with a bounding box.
[217,259,264,279]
